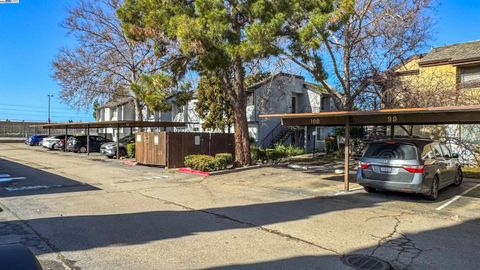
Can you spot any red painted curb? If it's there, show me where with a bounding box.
[123,160,137,166]
[178,168,210,176]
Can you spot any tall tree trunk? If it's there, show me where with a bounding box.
[231,57,251,166]
[133,97,143,121]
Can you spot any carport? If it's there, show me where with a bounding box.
[36,121,186,159]
[262,105,480,192]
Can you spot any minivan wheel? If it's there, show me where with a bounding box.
[426,176,439,200]
[79,146,87,153]
[364,186,377,193]
[453,168,463,186]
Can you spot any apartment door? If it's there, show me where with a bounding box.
[291,96,297,113]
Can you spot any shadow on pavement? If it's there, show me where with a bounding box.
[0,158,100,197]
[1,189,479,269]
[202,218,480,270]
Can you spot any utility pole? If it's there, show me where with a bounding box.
[47,94,53,136]
[47,94,53,123]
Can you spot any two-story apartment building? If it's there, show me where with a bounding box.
[96,97,136,140]
[391,40,480,163]
[393,40,480,102]
[97,73,335,151]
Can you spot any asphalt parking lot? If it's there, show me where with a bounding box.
[0,143,479,270]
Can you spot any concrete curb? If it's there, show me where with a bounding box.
[208,163,288,176]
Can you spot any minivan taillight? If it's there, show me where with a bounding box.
[359,162,370,169]
[402,165,425,173]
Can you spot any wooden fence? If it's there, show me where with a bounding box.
[135,132,235,168]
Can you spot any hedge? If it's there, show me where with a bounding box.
[184,153,233,172]
[126,143,135,158]
[251,144,305,164]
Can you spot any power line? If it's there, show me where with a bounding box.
[0,108,93,116]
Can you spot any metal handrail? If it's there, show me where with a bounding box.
[260,122,286,148]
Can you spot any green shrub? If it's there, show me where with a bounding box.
[184,153,233,172]
[251,145,268,163]
[184,155,218,172]
[215,153,233,170]
[273,144,289,158]
[266,148,284,163]
[285,145,305,156]
[126,143,135,158]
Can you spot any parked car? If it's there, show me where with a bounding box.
[25,135,48,146]
[100,134,135,158]
[356,138,463,200]
[66,135,112,153]
[41,135,72,150]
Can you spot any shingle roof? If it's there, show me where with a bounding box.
[419,40,480,65]
[303,81,328,94]
[98,97,135,109]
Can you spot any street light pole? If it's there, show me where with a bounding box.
[47,94,53,123]
[47,94,53,136]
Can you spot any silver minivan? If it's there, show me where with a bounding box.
[357,139,463,200]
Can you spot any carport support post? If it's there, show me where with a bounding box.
[390,125,395,139]
[344,120,350,192]
[86,124,90,155]
[64,126,68,152]
[116,123,120,159]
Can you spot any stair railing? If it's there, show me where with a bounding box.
[260,122,287,148]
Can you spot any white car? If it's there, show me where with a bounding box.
[42,135,71,150]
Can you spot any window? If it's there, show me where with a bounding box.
[364,143,418,160]
[460,66,480,88]
[247,93,254,106]
[321,95,330,111]
[432,144,443,159]
[315,127,326,141]
[177,105,184,114]
[440,144,451,158]
[291,96,297,113]
[421,145,434,160]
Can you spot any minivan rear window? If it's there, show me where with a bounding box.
[363,143,418,160]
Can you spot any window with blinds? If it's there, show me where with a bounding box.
[460,66,480,88]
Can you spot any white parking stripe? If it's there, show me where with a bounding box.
[0,174,11,178]
[436,183,480,211]
[0,177,26,182]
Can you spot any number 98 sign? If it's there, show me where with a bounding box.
[387,115,398,123]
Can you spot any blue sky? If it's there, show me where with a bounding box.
[0,0,479,122]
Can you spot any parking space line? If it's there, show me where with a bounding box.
[0,174,11,178]
[436,183,480,211]
[0,177,26,182]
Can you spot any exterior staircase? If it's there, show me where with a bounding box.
[261,124,302,148]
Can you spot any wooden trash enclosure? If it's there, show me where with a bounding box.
[135,132,235,168]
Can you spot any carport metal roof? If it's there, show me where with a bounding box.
[263,105,480,126]
[35,120,186,129]
[261,105,480,192]
[33,121,186,160]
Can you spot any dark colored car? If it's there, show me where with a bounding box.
[100,134,135,158]
[25,135,48,146]
[66,135,112,153]
[357,138,463,200]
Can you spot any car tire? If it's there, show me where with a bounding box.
[425,176,439,200]
[119,148,127,157]
[452,168,463,187]
[79,146,87,153]
[363,186,377,193]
